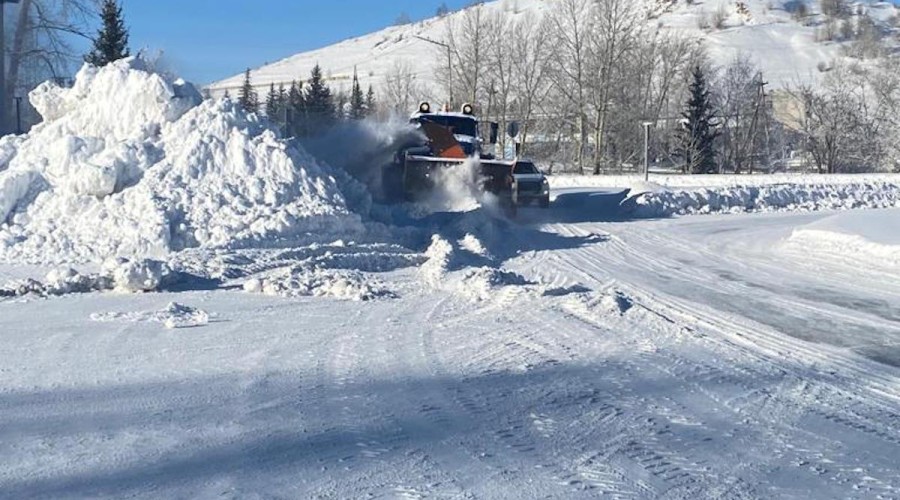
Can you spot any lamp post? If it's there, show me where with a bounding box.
[641,121,653,182]
[414,35,453,108]
[14,96,22,134]
[0,0,22,135]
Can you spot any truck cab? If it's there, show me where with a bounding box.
[408,102,498,159]
[512,160,550,208]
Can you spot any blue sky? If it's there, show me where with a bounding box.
[110,0,472,84]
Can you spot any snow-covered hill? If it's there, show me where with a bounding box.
[207,0,899,100]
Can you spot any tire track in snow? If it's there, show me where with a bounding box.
[430,286,674,497]
[542,229,900,498]
[416,290,630,497]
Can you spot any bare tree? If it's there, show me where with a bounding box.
[484,10,514,154]
[2,0,96,133]
[379,60,424,117]
[508,14,554,155]
[867,57,900,171]
[787,64,873,173]
[714,54,770,173]
[442,3,490,107]
[585,0,642,174]
[547,0,593,172]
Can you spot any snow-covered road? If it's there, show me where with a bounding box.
[2,195,899,499]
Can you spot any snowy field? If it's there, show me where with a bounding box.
[2,60,900,498]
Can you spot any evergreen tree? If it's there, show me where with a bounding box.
[349,68,366,120]
[335,91,348,121]
[238,69,259,114]
[677,66,720,174]
[304,64,335,132]
[365,85,377,118]
[265,84,279,118]
[85,0,130,66]
[277,84,287,113]
[395,12,413,25]
[436,2,451,16]
[287,80,305,136]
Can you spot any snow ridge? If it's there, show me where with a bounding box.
[630,181,900,217]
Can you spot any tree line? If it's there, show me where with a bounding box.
[387,0,899,174]
[235,65,376,137]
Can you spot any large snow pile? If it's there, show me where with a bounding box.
[0,57,361,264]
[629,182,900,218]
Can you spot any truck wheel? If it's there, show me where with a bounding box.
[380,163,405,203]
[540,195,550,209]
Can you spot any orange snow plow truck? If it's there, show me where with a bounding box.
[383,102,519,213]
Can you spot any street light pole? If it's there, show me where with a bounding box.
[642,121,653,182]
[414,35,453,107]
[15,96,22,134]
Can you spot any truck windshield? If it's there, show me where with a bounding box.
[416,115,478,137]
[514,162,539,174]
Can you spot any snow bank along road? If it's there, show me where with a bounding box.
[1,190,899,498]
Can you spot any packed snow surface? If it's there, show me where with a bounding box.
[0,57,361,265]
[3,207,900,498]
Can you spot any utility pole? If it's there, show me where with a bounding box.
[743,75,768,175]
[414,35,453,107]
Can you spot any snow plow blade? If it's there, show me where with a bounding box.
[402,156,517,201]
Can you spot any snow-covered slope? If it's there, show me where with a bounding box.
[207,0,899,98]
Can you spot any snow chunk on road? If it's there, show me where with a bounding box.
[417,233,531,301]
[459,267,532,302]
[104,258,171,292]
[1,267,109,298]
[0,258,176,298]
[419,235,454,287]
[91,302,210,329]
[243,267,393,301]
[0,57,361,264]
